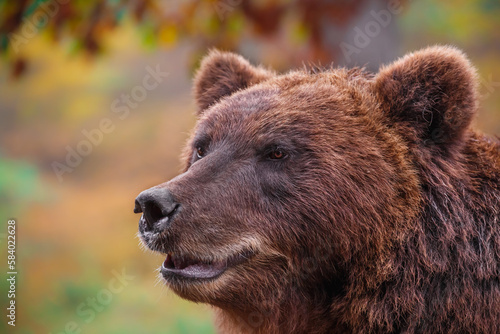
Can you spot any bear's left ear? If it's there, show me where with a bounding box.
[374,45,479,148]
[193,50,274,115]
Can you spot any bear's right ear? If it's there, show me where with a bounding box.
[193,50,274,115]
[374,46,479,150]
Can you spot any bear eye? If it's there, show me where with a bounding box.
[196,146,205,159]
[267,148,287,160]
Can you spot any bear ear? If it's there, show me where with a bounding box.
[193,49,274,115]
[374,45,479,148]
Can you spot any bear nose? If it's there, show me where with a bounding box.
[134,188,180,232]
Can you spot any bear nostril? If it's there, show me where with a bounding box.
[144,200,164,227]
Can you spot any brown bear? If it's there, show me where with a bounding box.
[134,46,500,334]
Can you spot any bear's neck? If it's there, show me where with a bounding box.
[213,291,342,334]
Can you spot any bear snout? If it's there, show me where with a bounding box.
[134,187,180,233]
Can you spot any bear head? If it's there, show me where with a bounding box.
[135,46,478,324]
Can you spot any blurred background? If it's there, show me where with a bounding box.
[0,0,499,333]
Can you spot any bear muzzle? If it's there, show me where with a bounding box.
[134,183,259,282]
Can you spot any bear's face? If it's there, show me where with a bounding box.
[135,47,478,310]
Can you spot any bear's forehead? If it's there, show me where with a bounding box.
[200,87,280,131]
[195,86,319,145]
[194,72,367,146]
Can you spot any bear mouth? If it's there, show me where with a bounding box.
[161,251,252,280]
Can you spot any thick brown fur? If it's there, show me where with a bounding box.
[138,46,500,333]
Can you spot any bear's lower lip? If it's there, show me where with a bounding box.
[161,252,250,280]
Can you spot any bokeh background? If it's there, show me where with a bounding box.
[0,1,499,333]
